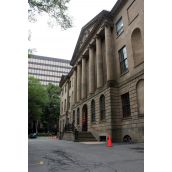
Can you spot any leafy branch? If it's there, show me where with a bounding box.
[28,0,72,29]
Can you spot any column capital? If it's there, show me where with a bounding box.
[104,19,114,28]
[73,67,77,71]
[77,59,82,64]
[81,54,87,59]
[88,44,94,49]
[95,34,101,39]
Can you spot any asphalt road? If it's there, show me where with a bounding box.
[28,137,144,172]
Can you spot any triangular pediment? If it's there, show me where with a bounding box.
[71,10,111,65]
[79,24,95,48]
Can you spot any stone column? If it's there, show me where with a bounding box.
[88,45,95,94]
[81,57,87,99]
[96,35,103,88]
[77,63,81,102]
[105,23,115,81]
[73,68,77,104]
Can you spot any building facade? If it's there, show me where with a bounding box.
[28,55,71,86]
[59,0,144,143]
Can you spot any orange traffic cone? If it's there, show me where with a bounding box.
[107,135,112,147]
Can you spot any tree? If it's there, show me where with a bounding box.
[28,0,72,29]
[28,77,48,133]
[42,83,61,133]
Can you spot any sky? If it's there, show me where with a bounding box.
[28,0,117,60]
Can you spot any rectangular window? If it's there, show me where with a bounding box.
[69,81,71,89]
[118,46,128,74]
[116,17,124,36]
[121,92,131,118]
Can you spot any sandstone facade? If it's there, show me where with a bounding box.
[59,0,144,143]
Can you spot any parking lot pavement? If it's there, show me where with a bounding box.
[28,138,144,172]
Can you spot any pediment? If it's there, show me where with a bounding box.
[71,10,111,66]
[79,24,95,48]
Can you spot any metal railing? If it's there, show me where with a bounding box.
[59,122,78,141]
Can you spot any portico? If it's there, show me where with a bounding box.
[72,19,115,104]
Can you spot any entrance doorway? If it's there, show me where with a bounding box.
[82,104,88,131]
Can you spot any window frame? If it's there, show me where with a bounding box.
[91,100,96,123]
[118,46,129,74]
[99,95,106,121]
[73,110,75,124]
[121,92,131,118]
[115,17,124,36]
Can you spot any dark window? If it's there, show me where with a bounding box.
[91,100,96,122]
[99,136,106,141]
[77,108,80,125]
[116,17,124,35]
[73,110,75,124]
[121,93,131,118]
[100,95,105,120]
[119,46,128,74]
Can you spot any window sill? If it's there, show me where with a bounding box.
[116,30,124,39]
[120,70,129,77]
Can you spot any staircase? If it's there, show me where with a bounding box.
[75,131,97,142]
[60,123,97,142]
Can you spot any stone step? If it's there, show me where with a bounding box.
[76,131,97,142]
[62,131,74,141]
[77,138,97,142]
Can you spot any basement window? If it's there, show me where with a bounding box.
[99,136,107,141]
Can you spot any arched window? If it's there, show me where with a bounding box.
[77,108,80,125]
[100,95,105,120]
[136,79,144,115]
[91,99,96,122]
[131,28,143,67]
[72,110,75,124]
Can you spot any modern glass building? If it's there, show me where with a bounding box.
[28,55,71,86]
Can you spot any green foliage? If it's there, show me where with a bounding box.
[28,77,61,133]
[42,83,61,132]
[28,77,48,122]
[28,0,72,29]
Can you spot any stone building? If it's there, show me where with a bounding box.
[59,0,144,143]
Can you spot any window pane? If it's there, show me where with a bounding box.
[116,18,124,35]
[119,46,128,74]
[121,93,131,118]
